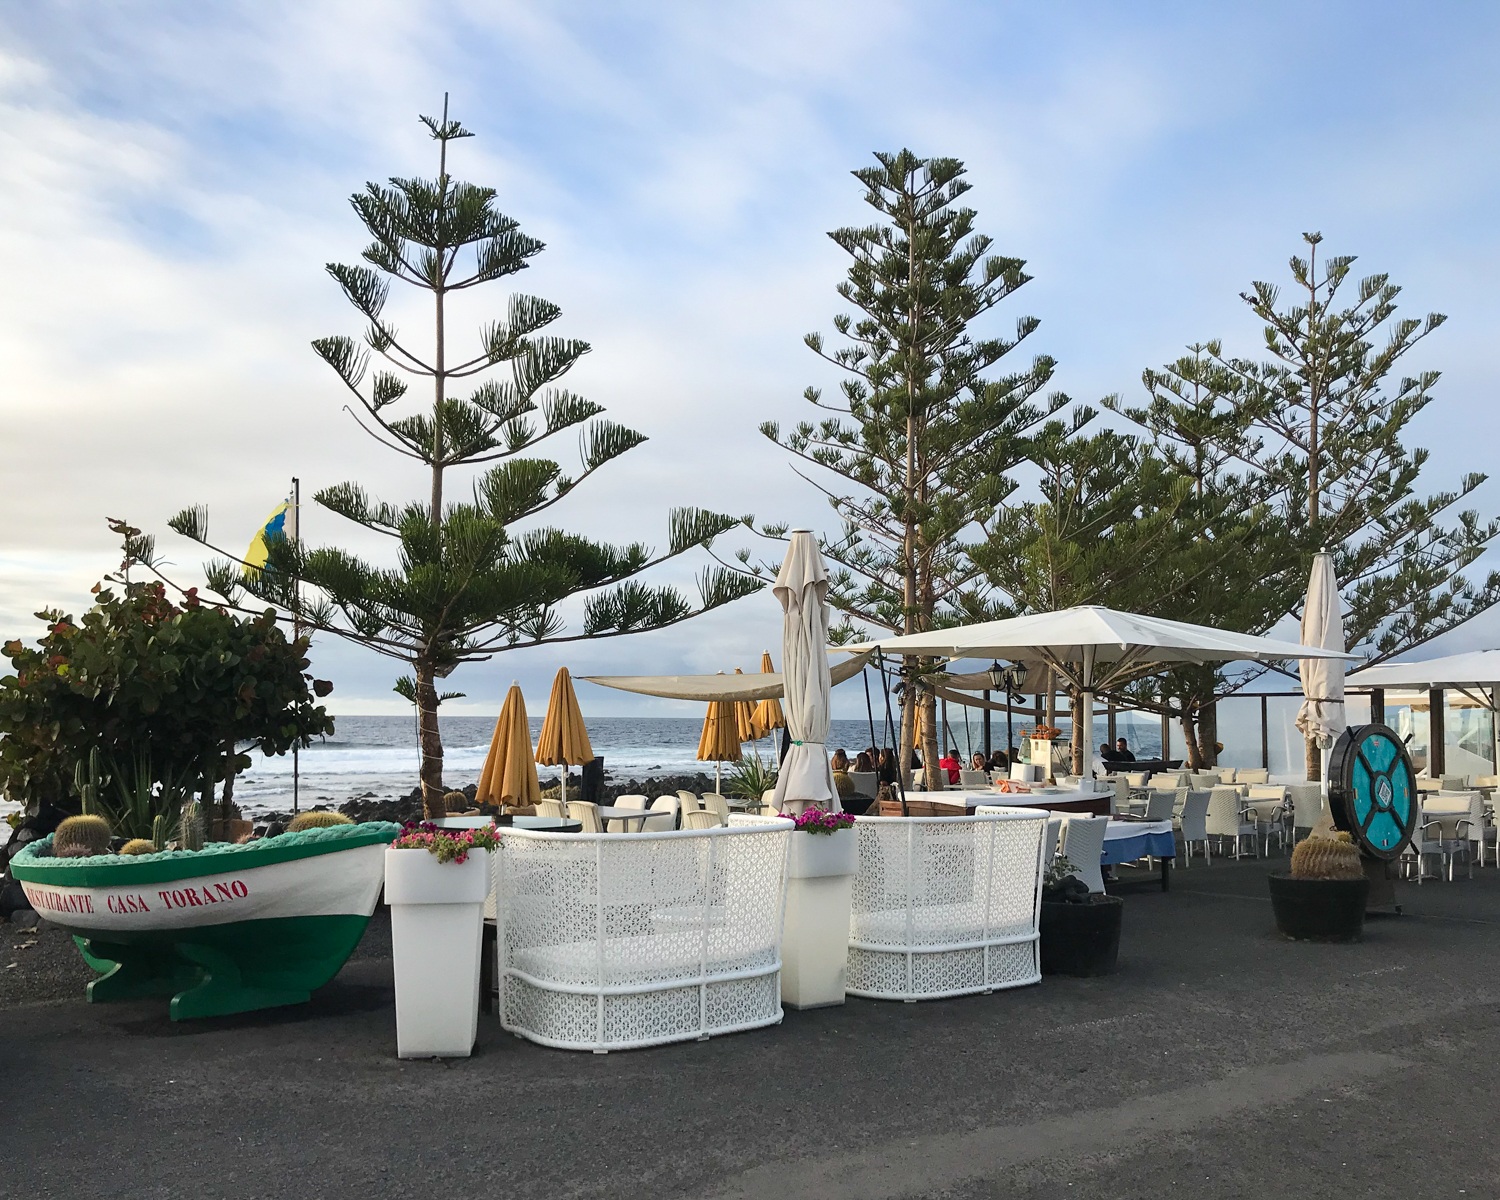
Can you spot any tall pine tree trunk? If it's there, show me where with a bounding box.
[920,682,942,793]
[415,660,446,818]
[1179,713,1204,770]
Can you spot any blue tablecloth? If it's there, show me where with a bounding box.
[1101,830,1176,866]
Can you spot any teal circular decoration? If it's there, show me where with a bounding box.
[1328,723,1417,861]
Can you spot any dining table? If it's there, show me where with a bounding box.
[594,805,658,831]
[894,787,1113,817]
[1102,817,1176,891]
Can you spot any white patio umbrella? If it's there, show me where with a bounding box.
[1350,648,1500,773]
[771,530,838,815]
[846,605,1355,784]
[1295,552,1346,823]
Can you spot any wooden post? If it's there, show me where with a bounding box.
[1160,710,1170,764]
[1107,701,1117,744]
[1260,695,1269,770]
[1429,688,1445,777]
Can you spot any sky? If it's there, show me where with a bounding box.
[2,1,1499,718]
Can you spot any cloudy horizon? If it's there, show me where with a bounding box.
[4,1,1498,719]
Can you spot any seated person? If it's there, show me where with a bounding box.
[988,749,1010,771]
[876,748,899,785]
[830,748,856,800]
[854,749,875,773]
[1114,737,1137,763]
[1099,741,1120,764]
[969,751,989,773]
[938,747,962,785]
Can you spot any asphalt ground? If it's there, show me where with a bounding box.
[5,855,1499,1200]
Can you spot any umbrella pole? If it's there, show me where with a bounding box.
[560,767,567,813]
[875,650,907,816]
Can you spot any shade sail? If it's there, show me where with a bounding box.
[581,651,871,702]
[749,651,785,739]
[848,605,1355,783]
[1295,552,1346,751]
[1348,649,1500,692]
[476,683,541,809]
[771,531,838,813]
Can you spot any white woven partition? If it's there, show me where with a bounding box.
[847,812,1047,1001]
[496,817,791,1052]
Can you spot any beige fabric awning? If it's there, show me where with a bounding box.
[582,650,872,702]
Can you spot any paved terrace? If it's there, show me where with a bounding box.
[7,857,1499,1199]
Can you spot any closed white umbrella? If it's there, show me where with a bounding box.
[771,531,838,815]
[1296,552,1346,826]
[847,605,1355,782]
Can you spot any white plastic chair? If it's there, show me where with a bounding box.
[1150,772,1188,790]
[1058,815,1108,894]
[958,770,990,789]
[567,801,603,833]
[1236,767,1270,785]
[1176,790,1211,866]
[535,799,566,818]
[760,788,779,814]
[642,796,679,832]
[1246,785,1290,855]
[1189,773,1221,791]
[606,794,648,833]
[1206,786,1257,858]
[1440,775,1469,792]
[683,809,723,829]
[699,793,731,824]
[1412,809,1473,882]
[1437,790,1487,868]
[1216,767,1238,784]
[676,789,701,812]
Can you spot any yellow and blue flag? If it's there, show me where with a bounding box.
[244,498,297,575]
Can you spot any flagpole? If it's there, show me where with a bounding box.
[292,475,301,815]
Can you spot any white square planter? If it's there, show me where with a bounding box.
[782,827,857,1009]
[385,847,491,1059]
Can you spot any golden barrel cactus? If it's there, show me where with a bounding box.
[1290,831,1364,880]
[286,811,354,833]
[53,814,113,858]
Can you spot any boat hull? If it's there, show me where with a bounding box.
[10,822,401,1020]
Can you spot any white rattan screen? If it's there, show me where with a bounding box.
[496,818,791,1052]
[847,812,1046,1001]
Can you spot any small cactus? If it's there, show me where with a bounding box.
[1291,831,1364,880]
[151,813,171,853]
[178,800,204,852]
[286,810,354,833]
[444,790,470,813]
[54,814,113,858]
[119,838,157,856]
[73,747,108,818]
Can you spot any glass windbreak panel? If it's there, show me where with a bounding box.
[1386,690,1428,775]
[1215,696,1263,770]
[1443,691,1494,778]
[1112,709,1163,760]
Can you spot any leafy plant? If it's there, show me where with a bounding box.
[724,752,779,800]
[1043,853,1080,890]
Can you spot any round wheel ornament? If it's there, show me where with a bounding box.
[1327,723,1417,860]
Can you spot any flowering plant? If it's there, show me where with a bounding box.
[789,806,856,835]
[390,820,499,864]
[1020,725,1062,741]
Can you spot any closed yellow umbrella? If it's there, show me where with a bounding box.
[732,668,757,743]
[476,683,541,809]
[535,667,595,810]
[750,651,785,740]
[698,697,743,792]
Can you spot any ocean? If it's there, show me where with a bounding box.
[229,712,1167,814]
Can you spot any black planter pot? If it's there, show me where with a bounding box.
[1039,895,1124,976]
[1267,873,1370,943]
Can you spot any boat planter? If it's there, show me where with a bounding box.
[385,846,492,1058]
[1268,873,1370,943]
[8,822,401,1020]
[1039,895,1123,976]
[782,826,857,1010]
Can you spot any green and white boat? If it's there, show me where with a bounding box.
[10,821,401,1020]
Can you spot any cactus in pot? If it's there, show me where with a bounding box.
[53,814,113,858]
[73,747,109,819]
[178,800,204,852]
[286,811,354,833]
[1290,830,1364,880]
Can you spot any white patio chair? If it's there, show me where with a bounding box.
[1245,785,1290,855]
[699,793,731,824]
[1058,815,1108,894]
[761,788,780,814]
[642,796,679,832]
[1441,775,1469,792]
[1150,771,1188,790]
[1206,786,1257,858]
[1287,783,1324,844]
[683,809,723,829]
[959,769,991,789]
[1236,767,1270,785]
[1124,772,1150,788]
[1412,811,1473,883]
[1143,790,1179,822]
[1043,815,1064,867]
[535,799,566,818]
[1437,790,1488,868]
[606,793,648,833]
[1176,790,1211,866]
[849,771,879,798]
[1216,767,1238,784]
[567,801,603,833]
[1100,776,1130,815]
[1189,773,1221,791]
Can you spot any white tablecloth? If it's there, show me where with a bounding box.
[901,787,1112,810]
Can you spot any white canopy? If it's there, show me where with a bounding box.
[848,605,1356,781]
[1348,649,1500,692]
[580,651,871,703]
